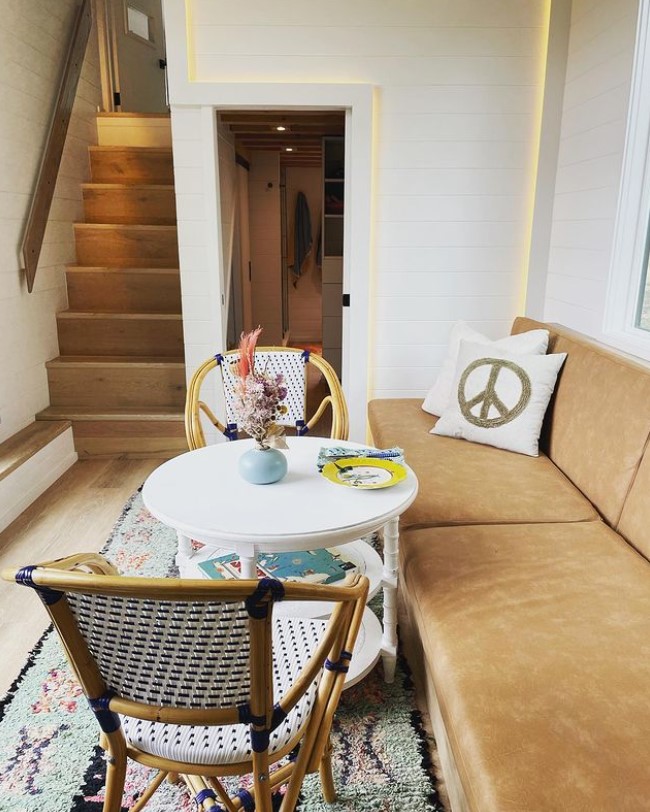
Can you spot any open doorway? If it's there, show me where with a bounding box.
[220,110,346,382]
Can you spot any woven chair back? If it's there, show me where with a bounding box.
[185,346,348,449]
[220,350,310,428]
[9,559,364,727]
[5,556,369,811]
[66,592,251,709]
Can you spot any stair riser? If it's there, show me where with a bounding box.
[90,150,174,184]
[70,420,187,458]
[57,318,184,357]
[83,187,176,225]
[97,116,172,148]
[67,270,181,313]
[74,226,179,268]
[48,366,186,409]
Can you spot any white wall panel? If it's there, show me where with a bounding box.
[375,245,523,273]
[375,295,516,323]
[381,86,538,116]
[0,428,77,533]
[544,0,638,337]
[193,26,542,59]
[377,168,527,197]
[191,0,541,28]
[374,319,514,348]
[177,0,549,399]
[0,3,101,443]
[376,272,516,298]
[376,196,524,223]
[560,85,630,137]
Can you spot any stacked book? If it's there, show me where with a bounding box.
[198,547,357,584]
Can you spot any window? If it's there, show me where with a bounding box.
[126,5,153,43]
[636,232,650,331]
[603,0,650,358]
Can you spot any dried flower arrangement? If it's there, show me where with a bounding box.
[232,327,288,449]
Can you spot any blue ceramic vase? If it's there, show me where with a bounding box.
[238,446,288,485]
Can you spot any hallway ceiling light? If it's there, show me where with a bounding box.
[275,125,287,131]
[285,147,294,152]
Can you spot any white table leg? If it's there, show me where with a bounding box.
[175,532,195,573]
[381,517,399,683]
[239,554,258,579]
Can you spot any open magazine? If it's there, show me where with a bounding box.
[198,547,357,584]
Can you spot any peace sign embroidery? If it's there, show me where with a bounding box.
[458,358,532,428]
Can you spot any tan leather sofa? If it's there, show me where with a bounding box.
[368,317,650,812]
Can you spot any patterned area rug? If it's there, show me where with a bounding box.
[0,490,443,811]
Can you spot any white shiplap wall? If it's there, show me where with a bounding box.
[173,111,235,444]
[184,0,549,399]
[171,107,216,383]
[544,0,639,335]
[0,3,102,443]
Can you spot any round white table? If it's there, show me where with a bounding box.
[142,437,418,685]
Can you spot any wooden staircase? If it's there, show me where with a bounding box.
[36,114,187,458]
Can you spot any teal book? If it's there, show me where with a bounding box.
[198,548,356,584]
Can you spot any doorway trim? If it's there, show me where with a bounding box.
[162,0,374,441]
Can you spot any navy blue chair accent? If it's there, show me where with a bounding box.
[193,787,221,810]
[245,578,285,619]
[15,565,63,605]
[88,692,121,733]
[325,649,354,674]
[235,788,255,811]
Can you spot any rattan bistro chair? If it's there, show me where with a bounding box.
[185,347,349,450]
[5,554,368,812]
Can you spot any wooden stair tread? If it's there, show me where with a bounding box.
[81,183,175,190]
[89,145,172,153]
[66,266,179,274]
[51,113,184,457]
[57,311,182,320]
[37,407,184,422]
[46,355,185,367]
[74,223,177,231]
[0,421,71,483]
[97,112,170,119]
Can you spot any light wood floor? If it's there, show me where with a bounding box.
[0,457,161,696]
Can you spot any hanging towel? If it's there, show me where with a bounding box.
[292,191,312,281]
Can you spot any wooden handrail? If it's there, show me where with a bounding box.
[21,0,92,293]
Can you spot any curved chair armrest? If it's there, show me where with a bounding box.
[35,552,118,576]
[2,552,118,583]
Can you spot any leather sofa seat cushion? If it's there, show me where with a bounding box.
[368,399,597,528]
[513,317,650,526]
[401,522,650,812]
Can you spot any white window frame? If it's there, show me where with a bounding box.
[604,0,650,359]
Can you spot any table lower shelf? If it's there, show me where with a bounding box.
[177,538,384,620]
[177,540,387,687]
[346,606,383,688]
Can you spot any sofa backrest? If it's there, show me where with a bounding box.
[617,450,650,560]
[512,317,650,531]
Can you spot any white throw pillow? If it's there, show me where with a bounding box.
[431,340,566,457]
[422,322,550,416]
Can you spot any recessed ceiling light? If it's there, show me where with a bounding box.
[276,125,287,131]
[285,147,294,152]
